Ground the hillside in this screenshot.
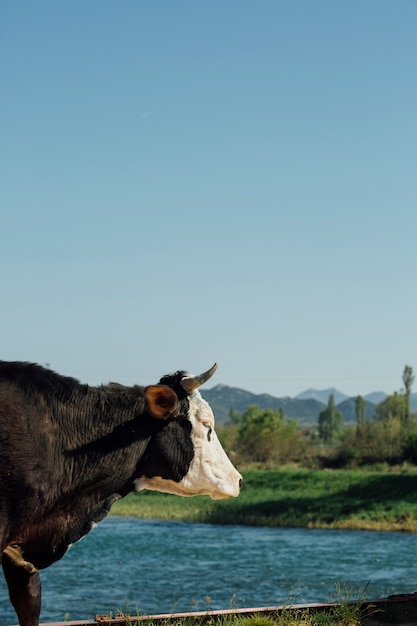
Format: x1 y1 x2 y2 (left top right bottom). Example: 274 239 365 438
336 396 377 423
295 387 349 405
202 385 417 426
202 384 329 426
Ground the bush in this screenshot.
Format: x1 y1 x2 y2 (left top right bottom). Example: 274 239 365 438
236 406 306 465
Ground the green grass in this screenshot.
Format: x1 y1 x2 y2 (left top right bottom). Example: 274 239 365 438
106 583 371 626
120 607 365 626
111 468 417 531
113 610 364 626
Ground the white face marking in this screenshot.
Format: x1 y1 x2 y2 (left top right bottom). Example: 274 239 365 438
135 390 242 500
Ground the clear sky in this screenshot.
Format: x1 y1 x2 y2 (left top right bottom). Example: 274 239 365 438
2 1 416 399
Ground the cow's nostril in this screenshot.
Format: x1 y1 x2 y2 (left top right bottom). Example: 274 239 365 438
239 477 244 490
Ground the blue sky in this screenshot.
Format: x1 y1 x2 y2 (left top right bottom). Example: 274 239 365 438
1 1 416 398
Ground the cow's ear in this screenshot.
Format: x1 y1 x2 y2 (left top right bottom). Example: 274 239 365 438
145 385 178 419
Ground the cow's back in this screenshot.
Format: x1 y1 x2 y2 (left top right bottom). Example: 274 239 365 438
0 363 84 541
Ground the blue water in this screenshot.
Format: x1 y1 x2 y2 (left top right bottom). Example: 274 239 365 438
1 518 417 625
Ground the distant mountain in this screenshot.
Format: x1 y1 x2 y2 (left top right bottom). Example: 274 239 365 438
201 384 416 427
202 384 325 425
295 388 349 405
364 391 387 404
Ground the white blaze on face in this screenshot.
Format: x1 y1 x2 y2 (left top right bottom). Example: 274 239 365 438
135 391 242 500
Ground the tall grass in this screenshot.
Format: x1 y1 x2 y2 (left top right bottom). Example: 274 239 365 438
111 468 417 532
110 583 370 626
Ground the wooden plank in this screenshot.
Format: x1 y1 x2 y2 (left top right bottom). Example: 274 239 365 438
36 593 417 626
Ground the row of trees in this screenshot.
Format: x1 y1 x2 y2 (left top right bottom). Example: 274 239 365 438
318 365 415 442
219 365 416 468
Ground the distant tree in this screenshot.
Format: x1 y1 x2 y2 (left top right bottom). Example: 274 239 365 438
375 392 407 422
403 365 415 422
318 394 344 443
355 395 366 432
237 405 304 464
216 423 239 459
359 417 406 462
229 408 243 425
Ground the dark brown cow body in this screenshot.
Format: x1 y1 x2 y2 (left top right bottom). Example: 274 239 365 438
0 361 242 626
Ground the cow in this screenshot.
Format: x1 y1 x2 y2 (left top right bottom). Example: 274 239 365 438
0 360 242 626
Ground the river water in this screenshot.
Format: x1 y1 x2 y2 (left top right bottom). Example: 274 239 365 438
1 518 417 625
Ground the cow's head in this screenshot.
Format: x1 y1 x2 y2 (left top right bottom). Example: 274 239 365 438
135 364 242 500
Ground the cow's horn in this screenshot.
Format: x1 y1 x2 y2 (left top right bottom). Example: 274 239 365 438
180 363 218 394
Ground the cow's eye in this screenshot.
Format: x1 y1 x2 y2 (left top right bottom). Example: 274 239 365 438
205 424 213 441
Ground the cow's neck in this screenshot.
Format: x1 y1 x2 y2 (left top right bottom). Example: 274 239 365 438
42 388 158 524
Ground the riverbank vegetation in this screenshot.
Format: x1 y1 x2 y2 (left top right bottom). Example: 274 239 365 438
112 468 417 532
114 582 373 625
121 603 366 626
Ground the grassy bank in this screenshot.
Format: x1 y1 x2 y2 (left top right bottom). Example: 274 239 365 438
114 599 370 626
111 468 417 532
